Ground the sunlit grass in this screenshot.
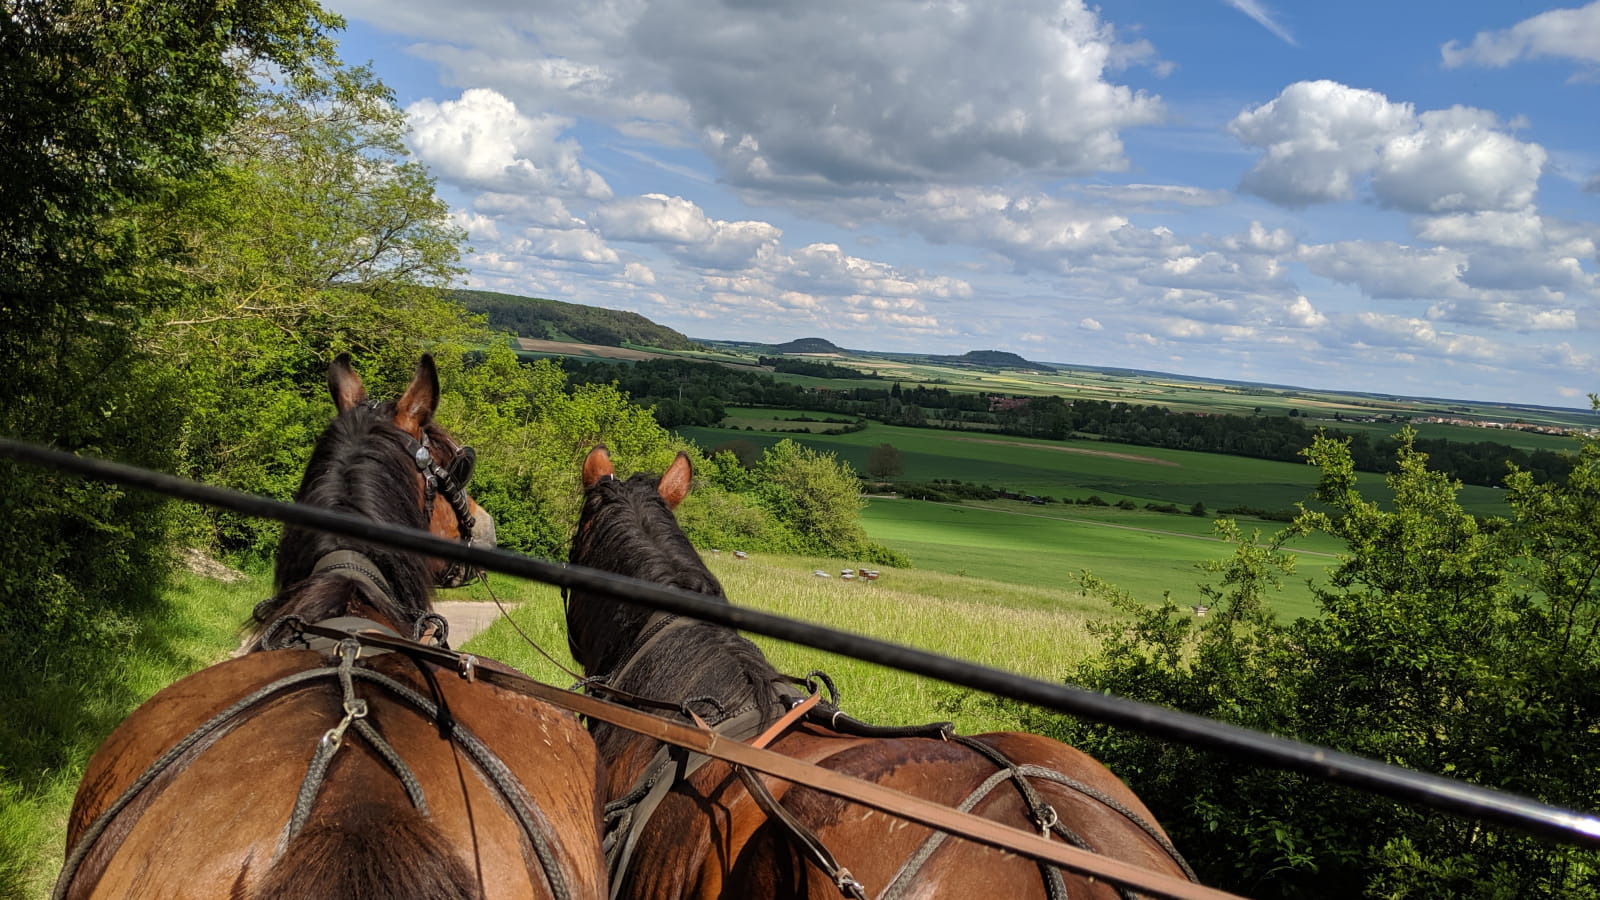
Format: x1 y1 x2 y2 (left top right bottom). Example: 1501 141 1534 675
0 569 261 900
468 549 1114 736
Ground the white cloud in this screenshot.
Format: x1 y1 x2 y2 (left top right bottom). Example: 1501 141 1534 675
1441 2 1600 71
1414 210 1545 249
1229 80 1413 207
1221 221 1298 255
1080 318 1103 331
405 89 611 198
1229 82 1545 215
1371 107 1546 213
592 194 782 270
623 262 657 286
1299 241 1468 300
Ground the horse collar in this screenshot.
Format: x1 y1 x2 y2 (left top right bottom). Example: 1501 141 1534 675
312 550 396 604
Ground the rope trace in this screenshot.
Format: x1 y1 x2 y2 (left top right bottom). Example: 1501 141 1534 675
6 435 1600 849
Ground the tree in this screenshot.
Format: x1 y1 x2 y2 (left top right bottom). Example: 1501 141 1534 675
867 443 905 480
148 59 478 557
1013 427 1600 897
0 0 340 641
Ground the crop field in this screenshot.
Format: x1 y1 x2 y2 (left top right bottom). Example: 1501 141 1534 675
860 498 1334 622
680 418 1515 518
699 341 1598 430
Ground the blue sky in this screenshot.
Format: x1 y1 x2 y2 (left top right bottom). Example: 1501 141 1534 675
324 0 1599 407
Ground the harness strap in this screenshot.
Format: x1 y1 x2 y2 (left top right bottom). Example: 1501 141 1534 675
265 628 1242 900
735 766 869 899
285 640 430 847
56 633 575 900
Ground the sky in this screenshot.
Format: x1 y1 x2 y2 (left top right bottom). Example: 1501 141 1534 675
322 0 1600 408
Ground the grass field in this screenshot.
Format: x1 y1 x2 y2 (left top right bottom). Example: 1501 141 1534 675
860 499 1335 622
680 418 1516 518
466 548 1120 736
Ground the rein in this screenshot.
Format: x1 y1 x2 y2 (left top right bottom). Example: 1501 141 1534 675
313 628 1241 900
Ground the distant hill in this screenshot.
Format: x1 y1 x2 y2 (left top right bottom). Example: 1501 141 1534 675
946 350 1053 371
449 289 697 351
771 337 843 354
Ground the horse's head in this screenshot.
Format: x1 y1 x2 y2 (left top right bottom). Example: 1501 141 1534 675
566 445 721 674
257 354 497 643
327 353 497 588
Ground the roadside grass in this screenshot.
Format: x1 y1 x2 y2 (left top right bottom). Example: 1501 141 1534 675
0 569 263 900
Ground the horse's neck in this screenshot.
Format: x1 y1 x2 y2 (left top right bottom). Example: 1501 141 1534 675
595 620 787 764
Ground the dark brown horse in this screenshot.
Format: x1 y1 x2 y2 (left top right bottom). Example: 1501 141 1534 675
57 355 606 900
567 445 1196 900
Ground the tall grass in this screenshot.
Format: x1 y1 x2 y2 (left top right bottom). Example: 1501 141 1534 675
0 570 262 900
466 550 1114 736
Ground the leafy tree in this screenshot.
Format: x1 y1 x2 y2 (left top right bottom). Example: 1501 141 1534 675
867 442 905 479
149 59 479 557
0 0 340 641
1006 427 1600 898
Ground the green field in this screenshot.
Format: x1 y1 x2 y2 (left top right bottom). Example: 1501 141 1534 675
466 549 1123 736
681 418 1515 518
700 340 1599 432
859 499 1334 622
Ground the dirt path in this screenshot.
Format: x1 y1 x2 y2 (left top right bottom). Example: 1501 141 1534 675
433 600 515 646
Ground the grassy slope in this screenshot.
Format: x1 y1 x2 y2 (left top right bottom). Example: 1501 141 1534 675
1 570 262 900
860 499 1334 622
465 550 1117 736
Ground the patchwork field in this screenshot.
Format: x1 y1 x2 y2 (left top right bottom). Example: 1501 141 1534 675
680 418 1517 517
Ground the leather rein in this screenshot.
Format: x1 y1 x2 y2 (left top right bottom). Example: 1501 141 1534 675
331 627 1235 900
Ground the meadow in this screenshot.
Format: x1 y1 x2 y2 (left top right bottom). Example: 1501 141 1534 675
464 549 1120 736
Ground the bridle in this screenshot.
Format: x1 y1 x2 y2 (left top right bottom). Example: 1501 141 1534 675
388 408 480 588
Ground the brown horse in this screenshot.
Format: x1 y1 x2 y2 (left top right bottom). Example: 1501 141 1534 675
567 445 1197 900
57 355 606 900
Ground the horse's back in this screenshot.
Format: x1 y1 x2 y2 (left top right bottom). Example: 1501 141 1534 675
65 650 606 899
642 726 1184 900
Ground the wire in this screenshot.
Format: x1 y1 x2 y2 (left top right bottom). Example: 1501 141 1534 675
5 435 1599 849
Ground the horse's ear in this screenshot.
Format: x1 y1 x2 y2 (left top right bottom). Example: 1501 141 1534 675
328 353 367 412
657 452 692 509
395 354 440 436
582 444 614 489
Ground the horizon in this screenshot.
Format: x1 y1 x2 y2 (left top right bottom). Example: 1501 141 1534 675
328 0 1598 407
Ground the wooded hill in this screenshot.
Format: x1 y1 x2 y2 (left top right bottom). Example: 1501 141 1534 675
451 289 698 351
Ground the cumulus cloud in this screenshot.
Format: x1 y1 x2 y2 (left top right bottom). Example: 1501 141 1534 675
1229 81 1545 214
634 0 1166 189
405 89 611 198
1441 2 1600 72
1371 108 1546 213
1299 241 1468 300
1229 81 1413 206
592 194 782 270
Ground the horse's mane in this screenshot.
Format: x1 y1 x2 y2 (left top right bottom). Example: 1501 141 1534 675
250 401 437 639
568 473 786 755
